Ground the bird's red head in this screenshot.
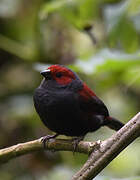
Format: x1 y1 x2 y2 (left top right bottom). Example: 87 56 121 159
41 64 97 100
41 65 76 85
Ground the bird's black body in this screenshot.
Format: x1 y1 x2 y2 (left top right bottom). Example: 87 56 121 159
33 65 124 138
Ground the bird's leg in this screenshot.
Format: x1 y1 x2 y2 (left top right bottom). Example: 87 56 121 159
41 134 59 149
72 136 85 153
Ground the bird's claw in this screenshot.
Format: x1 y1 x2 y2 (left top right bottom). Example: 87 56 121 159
41 134 58 149
72 136 84 154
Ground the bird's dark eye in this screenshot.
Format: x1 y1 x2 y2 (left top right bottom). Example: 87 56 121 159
56 72 62 78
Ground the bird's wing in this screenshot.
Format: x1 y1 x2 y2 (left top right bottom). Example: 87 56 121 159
77 83 109 116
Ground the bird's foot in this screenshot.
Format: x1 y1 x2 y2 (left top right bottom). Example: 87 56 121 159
72 136 84 153
41 134 59 149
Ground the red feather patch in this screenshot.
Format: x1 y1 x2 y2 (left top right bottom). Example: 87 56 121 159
79 83 97 100
55 76 73 85
48 65 75 85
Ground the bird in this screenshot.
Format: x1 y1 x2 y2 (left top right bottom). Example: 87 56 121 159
33 64 124 148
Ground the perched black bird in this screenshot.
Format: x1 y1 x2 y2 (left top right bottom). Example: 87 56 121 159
33 65 124 145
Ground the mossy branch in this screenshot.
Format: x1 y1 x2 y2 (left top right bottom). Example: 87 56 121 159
0 138 97 164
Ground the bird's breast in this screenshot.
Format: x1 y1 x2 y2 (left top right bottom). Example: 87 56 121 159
34 87 83 131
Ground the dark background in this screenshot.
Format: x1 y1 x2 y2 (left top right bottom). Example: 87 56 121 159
0 0 140 179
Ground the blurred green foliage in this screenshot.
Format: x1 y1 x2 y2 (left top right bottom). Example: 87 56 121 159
0 0 140 179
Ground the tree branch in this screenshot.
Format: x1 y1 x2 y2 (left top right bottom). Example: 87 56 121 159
0 138 97 164
0 113 140 180
72 112 140 180
83 25 97 45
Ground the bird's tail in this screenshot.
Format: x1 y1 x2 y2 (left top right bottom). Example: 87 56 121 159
104 116 124 131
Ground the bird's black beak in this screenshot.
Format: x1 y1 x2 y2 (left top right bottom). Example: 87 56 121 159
40 69 51 79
